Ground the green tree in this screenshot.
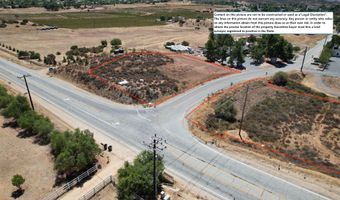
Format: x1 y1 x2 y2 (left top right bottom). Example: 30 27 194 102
247 34 257 43
2 95 31 119
44 54 57 66
101 40 108 47
272 71 288 86
52 129 101 175
229 40 245 67
111 38 122 46
17 111 41 131
319 47 332 66
205 37 216 62
250 45 264 64
0 85 13 109
50 131 69 155
117 150 164 200
33 116 54 139
11 174 25 191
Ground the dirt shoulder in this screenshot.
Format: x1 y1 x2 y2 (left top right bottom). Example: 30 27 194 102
322 75 340 93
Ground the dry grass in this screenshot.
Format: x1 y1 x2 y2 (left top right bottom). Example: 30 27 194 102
283 34 325 50
189 77 340 176
0 117 56 200
0 23 209 61
322 75 340 92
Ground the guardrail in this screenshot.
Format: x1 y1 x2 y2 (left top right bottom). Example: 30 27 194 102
78 175 114 200
43 165 98 200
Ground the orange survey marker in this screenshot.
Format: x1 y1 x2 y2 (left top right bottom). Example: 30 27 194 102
186 78 340 176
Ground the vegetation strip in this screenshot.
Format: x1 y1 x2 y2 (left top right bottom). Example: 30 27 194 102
186 78 340 176
87 52 240 107
0 84 101 182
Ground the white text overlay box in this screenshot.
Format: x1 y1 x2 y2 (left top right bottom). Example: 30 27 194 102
214 12 333 34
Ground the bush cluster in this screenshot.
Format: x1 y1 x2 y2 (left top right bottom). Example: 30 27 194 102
50 129 101 175
0 85 100 176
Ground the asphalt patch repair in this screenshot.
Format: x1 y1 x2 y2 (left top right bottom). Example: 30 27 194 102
87 52 239 106
186 78 340 177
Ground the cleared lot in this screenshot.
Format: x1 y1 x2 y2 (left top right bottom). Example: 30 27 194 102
0 116 55 200
0 23 209 60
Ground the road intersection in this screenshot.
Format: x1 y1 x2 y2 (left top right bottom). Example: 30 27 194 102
0 36 336 200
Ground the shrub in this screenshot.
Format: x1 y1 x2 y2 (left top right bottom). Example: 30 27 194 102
272 71 288 86
214 97 237 123
17 111 41 131
160 16 166 21
12 174 25 190
165 41 175 46
33 116 54 139
2 95 31 119
44 54 57 65
110 38 122 46
0 86 12 109
182 41 189 46
293 46 301 52
29 51 40 60
17 50 29 59
101 40 107 47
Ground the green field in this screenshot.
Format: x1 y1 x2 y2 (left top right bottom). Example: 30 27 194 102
0 8 212 29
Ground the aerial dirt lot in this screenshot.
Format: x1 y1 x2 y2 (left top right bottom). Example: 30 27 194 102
187 74 340 199
0 116 55 200
0 23 209 59
283 35 325 51
56 53 233 104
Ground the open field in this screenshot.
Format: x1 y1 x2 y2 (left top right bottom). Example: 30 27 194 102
0 23 210 60
188 75 340 178
0 4 213 29
57 52 234 104
0 116 55 200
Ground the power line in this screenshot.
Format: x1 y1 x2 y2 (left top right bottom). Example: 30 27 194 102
238 85 249 141
143 134 166 200
17 74 35 111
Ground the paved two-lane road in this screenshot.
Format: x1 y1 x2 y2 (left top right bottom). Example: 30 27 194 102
0 37 336 200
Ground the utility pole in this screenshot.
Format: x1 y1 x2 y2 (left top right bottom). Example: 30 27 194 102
17 74 34 111
238 85 249 141
143 134 166 200
300 47 307 76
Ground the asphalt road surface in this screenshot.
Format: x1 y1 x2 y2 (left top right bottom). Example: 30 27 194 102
0 37 334 200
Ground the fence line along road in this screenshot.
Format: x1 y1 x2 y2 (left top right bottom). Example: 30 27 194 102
43 165 98 200
79 175 114 200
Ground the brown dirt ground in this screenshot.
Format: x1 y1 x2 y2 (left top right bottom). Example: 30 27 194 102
322 75 340 92
160 54 231 89
284 35 325 50
0 116 56 200
0 2 231 15
0 23 209 62
187 80 340 200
